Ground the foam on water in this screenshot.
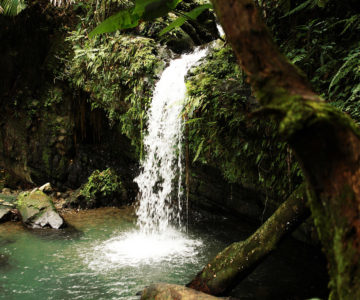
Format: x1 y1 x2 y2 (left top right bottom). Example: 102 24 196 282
86 228 203 270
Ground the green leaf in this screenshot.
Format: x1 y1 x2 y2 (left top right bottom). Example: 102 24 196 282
89 0 183 38
185 117 203 125
89 10 139 38
159 4 212 36
329 51 360 93
135 0 183 21
281 0 312 18
193 139 205 163
0 0 26 16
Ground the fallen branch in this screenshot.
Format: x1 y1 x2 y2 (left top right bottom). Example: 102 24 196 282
187 184 308 295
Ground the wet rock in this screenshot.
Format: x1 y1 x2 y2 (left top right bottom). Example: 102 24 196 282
0 194 16 222
16 191 64 229
140 283 236 300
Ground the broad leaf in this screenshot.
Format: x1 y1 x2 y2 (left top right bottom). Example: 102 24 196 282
135 0 183 21
0 0 26 16
159 4 212 36
89 0 183 38
89 10 139 38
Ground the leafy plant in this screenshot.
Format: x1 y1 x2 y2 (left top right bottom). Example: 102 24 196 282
89 0 184 38
0 0 26 16
185 42 302 200
78 168 126 207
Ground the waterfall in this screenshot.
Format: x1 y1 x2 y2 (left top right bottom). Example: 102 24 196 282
134 48 208 233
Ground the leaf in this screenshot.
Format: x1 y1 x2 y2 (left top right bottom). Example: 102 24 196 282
89 0 183 38
193 139 205 163
159 15 187 36
89 10 139 38
281 0 312 18
329 51 360 93
135 0 182 21
0 0 26 16
185 117 203 125
159 4 212 36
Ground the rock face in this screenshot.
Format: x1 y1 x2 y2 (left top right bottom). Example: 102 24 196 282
140 284 236 300
16 191 64 229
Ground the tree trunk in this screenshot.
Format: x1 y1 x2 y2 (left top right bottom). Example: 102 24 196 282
187 184 309 295
205 1 360 299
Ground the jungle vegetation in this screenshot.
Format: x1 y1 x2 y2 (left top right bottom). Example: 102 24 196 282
1 0 360 299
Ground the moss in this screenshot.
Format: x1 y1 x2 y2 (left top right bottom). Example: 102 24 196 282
74 168 126 208
16 191 53 210
185 42 302 202
255 81 360 140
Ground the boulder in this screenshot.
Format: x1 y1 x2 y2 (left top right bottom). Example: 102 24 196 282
140 283 236 300
0 194 16 222
0 205 12 222
16 191 64 229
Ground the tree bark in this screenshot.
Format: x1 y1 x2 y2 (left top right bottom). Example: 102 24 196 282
187 184 309 295
204 1 360 299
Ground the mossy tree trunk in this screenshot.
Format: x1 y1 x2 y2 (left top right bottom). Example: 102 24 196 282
190 1 360 299
188 184 309 294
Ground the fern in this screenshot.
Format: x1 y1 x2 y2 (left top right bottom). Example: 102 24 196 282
340 14 360 36
329 51 360 94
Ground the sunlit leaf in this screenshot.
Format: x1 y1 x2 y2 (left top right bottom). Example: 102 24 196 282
89 10 139 38
159 4 212 36
89 0 183 38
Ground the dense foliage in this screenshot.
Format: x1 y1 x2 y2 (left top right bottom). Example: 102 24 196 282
185 42 302 201
263 0 360 120
76 168 126 207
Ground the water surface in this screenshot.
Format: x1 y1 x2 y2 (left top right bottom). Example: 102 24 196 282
0 207 225 300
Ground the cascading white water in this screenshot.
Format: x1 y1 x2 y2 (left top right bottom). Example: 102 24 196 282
135 48 208 233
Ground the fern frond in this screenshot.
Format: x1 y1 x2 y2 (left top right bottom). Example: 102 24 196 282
329 51 360 94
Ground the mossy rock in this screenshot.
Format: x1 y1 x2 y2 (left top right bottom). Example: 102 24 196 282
16 191 64 229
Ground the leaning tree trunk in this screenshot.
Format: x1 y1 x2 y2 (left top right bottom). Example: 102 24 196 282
193 1 360 299
187 184 309 295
